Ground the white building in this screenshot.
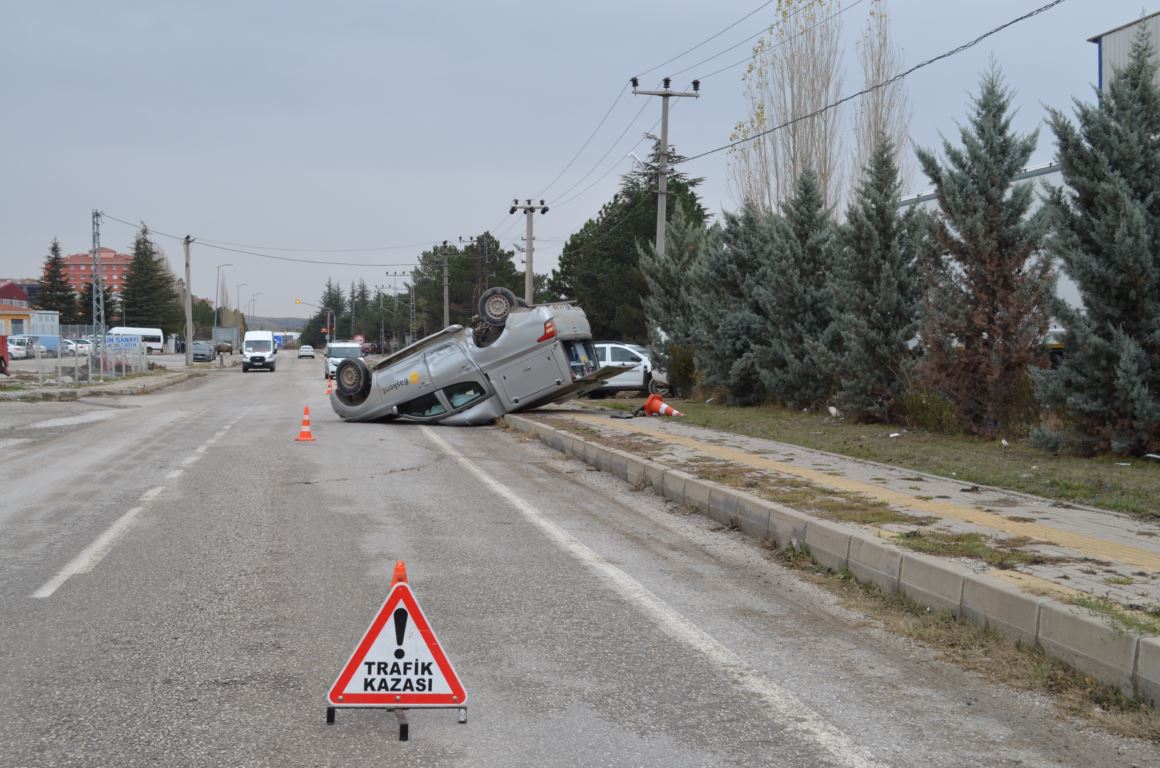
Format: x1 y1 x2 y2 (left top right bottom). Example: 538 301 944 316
1089 10 1160 93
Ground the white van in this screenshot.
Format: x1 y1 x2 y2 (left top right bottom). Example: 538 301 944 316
107 326 164 354
242 330 277 373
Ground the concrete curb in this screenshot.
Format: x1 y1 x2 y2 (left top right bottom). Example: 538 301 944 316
506 413 1160 704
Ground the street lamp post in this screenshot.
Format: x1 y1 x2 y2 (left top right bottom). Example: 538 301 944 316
295 298 336 346
249 293 263 326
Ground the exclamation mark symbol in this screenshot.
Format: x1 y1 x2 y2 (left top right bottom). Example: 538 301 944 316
393 608 407 659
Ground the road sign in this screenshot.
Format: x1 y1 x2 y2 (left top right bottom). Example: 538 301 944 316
353 334 365 344
328 581 467 708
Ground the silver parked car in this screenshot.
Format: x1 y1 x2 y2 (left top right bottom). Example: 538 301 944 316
330 289 617 426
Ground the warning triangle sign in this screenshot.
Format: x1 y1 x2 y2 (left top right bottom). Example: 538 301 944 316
328 581 467 708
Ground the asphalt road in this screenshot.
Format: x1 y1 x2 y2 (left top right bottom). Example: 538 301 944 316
0 355 1155 767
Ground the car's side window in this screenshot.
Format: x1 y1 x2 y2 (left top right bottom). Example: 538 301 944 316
610 346 639 363
443 381 486 409
397 392 446 418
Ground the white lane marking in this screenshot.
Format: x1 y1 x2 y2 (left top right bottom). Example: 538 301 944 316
25 411 118 429
166 470 184 480
182 454 201 466
195 445 208 454
139 486 164 503
422 427 887 768
32 507 144 599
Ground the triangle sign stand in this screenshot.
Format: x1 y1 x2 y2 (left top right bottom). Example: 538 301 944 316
326 561 468 741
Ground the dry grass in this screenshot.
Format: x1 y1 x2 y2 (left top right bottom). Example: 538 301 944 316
893 530 1064 569
591 399 1160 520
766 547 1160 743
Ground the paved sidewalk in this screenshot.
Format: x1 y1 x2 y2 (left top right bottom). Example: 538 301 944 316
523 405 1160 613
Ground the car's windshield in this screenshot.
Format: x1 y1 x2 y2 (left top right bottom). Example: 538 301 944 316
328 347 361 359
245 340 272 352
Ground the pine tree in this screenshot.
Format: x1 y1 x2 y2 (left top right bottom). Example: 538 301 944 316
300 279 348 347
688 202 771 405
34 239 80 323
915 65 1053 436
831 137 923 421
121 227 181 333
751 169 839 409
1036 29 1160 455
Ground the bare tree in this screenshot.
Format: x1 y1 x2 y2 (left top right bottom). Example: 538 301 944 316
728 0 845 211
852 0 910 189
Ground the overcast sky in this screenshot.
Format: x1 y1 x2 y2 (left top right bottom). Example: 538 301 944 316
0 0 1143 320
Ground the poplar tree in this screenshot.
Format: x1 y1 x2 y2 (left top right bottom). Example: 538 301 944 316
915 65 1053 436
1036 30 1160 454
121 226 181 332
831 137 923 421
35 238 80 323
752 169 838 409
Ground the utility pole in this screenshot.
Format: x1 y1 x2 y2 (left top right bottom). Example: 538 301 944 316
90 210 106 379
440 240 450 328
632 76 700 261
509 199 548 305
183 235 194 366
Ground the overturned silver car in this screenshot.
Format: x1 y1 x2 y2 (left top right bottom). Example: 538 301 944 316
329 289 617 425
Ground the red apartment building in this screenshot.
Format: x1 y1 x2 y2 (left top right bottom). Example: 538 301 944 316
62 248 133 295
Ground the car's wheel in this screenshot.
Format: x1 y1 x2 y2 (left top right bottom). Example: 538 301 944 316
478 286 518 327
269 364 276 372
335 358 372 405
242 365 250 373
647 377 671 397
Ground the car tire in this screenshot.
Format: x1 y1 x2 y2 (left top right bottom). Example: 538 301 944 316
478 286 518 327
647 377 671 397
269 364 276 372
335 358 372 405
242 364 250 373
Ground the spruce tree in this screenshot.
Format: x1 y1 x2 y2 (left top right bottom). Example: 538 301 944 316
1036 29 1160 455
638 200 707 395
751 169 838 409
121 227 181 333
34 239 80 324
831 137 923 422
915 65 1053 436
688 202 772 405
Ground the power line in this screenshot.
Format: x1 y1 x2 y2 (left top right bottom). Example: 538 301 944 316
634 0 782 79
534 82 630 200
679 0 866 82
678 0 1070 164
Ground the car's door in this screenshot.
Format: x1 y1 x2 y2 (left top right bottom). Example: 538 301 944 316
607 343 646 388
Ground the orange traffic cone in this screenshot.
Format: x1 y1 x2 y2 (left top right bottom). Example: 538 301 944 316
642 393 683 417
390 560 408 586
325 377 333 396
295 405 316 442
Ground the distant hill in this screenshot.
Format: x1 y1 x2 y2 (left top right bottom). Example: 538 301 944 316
247 316 307 331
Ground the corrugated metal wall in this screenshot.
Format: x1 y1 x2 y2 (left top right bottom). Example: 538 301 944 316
1098 15 1160 91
